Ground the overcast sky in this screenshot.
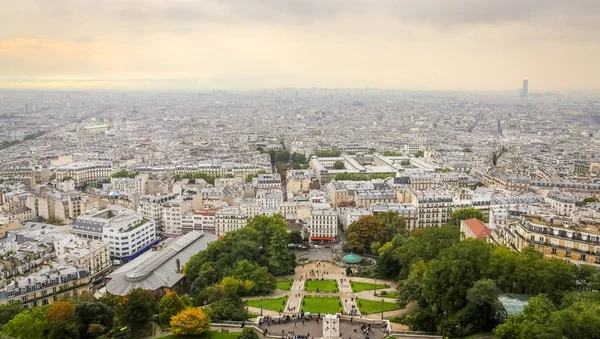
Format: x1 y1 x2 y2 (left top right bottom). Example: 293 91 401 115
1 0 600 91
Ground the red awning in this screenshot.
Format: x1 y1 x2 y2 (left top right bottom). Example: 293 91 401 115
310 236 336 241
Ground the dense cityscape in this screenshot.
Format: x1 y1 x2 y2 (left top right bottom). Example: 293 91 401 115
0 87 599 339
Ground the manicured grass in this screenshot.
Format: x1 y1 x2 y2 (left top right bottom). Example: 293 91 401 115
356 298 401 314
161 331 240 339
304 279 338 292
276 279 293 290
301 296 343 314
246 297 288 313
350 281 387 292
378 291 399 299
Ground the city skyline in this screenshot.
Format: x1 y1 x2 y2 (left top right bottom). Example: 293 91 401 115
1 0 600 91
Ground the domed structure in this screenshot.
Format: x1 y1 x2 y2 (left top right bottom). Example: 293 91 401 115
342 253 362 264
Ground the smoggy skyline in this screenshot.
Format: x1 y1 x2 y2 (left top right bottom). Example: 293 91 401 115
1 0 600 91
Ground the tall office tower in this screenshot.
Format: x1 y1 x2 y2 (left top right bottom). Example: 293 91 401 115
522 79 529 98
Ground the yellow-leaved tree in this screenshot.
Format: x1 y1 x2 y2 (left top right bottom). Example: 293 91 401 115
170 307 210 336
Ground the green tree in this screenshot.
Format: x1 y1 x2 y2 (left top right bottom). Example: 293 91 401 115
45 216 66 226
120 288 157 331
207 296 248 321
448 207 485 227
288 230 303 244
376 237 405 279
0 304 22 327
48 321 79 339
494 295 560 339
415 150 424 157
420 240 492 334
376 211 408 239
274 150 291 163
394 226 460 279
75 302 114 338
397 259 428 308
582 197 600 204
346 216 388 254
159 291 188 326
239 328 260 339
400 160 410 166
440 168 451 173
3 307 47 339
249 267 277 294
462 279 504 334
332 160 344 169
268 228 295 275
552 301 600 339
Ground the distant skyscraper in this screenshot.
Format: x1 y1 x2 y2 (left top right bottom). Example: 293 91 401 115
522 79 529 98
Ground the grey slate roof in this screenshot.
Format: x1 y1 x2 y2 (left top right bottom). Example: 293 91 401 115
105 231 217 296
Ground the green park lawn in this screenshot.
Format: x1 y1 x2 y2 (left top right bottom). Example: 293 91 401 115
356 298 401 314
246 297 288 313
276 279 293 290
304 279 338 292
350 281 387 292
301 296 343 314
378 290 399 299
161 331 240 339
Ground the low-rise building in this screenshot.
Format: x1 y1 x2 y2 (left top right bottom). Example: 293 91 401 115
105 231 217 296
460 218 492 240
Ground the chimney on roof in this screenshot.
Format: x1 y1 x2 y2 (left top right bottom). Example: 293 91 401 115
175 258 181 273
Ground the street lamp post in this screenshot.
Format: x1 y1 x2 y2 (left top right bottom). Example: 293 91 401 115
260 295 264 316
381 299 384 320
374 278 377 296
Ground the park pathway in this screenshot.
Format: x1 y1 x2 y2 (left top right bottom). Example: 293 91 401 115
286 292 303 313
291 278 305 291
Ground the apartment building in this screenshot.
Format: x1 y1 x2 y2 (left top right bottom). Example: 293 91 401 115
339 208 372 229
256 174 282 190
8 222 112 280
492 217 600 266
412 190 454 228
163 196 194 237
71 206 157 262
286 170 311 196
111 173 149 195
215 207 248 236
307 206 338 242
280 201 311 222
0 266 91 308
181 210 216 234
54 162 112 185
371 203 419 231
256 189 284 209
138 193 179 231
545 192 578 216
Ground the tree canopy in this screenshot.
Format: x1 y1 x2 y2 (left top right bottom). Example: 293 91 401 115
448 207 485 227
345 215 388 254
170 308 210 336
332 160 345 169
185 214 294 302
396 236 600 338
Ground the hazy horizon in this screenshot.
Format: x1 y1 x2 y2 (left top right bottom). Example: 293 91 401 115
2 0 600 91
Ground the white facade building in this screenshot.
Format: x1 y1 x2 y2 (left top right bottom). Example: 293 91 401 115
308 205 338 241
71 206 158 262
